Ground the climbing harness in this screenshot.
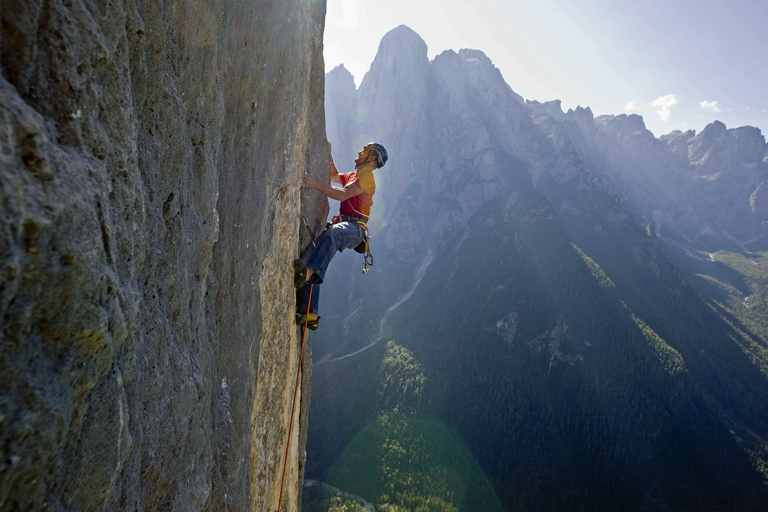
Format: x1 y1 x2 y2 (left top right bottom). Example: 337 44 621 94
330 215 374 275
277 284 314 512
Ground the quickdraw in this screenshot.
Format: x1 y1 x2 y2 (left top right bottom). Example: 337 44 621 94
362 248 373 274
353 221 373 274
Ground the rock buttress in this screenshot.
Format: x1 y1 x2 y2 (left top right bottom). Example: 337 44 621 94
0 1 327 511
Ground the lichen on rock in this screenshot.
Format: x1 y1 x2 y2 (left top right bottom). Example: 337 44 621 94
0 1 328 510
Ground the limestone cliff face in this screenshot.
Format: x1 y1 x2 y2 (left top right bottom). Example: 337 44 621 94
0 1 327 511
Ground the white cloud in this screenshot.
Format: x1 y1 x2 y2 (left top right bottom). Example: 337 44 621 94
699 100 721 112
651 94 678 121
624 100 640 112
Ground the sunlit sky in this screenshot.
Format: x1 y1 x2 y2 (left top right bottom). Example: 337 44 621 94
324 0 768 138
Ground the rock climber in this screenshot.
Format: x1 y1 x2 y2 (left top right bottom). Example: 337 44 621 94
294 141 388 330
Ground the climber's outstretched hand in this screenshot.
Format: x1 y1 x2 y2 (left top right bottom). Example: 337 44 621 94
302 173 321 189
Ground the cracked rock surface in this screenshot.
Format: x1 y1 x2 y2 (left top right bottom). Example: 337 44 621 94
1 1 327 510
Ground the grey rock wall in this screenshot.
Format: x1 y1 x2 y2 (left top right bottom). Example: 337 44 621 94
0 1 327 511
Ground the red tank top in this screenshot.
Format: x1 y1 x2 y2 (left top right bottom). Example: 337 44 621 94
339 171 375 220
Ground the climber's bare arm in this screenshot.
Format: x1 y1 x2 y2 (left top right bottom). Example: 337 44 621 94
329 143 341 183
330 156 341 184
302 174 364 201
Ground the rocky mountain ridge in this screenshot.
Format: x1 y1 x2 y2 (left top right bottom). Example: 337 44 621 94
328 25 766 261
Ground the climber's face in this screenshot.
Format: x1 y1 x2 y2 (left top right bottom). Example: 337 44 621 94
354 147 377 168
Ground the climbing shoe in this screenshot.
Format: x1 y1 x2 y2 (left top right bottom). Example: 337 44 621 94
296 312 320 331
293 259 307 288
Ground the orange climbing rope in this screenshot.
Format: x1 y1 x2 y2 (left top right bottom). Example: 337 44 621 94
276 284 313 512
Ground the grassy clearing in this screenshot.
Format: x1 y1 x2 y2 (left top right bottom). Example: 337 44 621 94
326 413 503 512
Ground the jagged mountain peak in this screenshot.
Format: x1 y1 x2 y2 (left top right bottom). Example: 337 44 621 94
375 24 428 60
359 24 429 95
457 48 493 65
660 129 696 140
526 99 565 117
691 120 767 166
566 105 594 125
567 105 593 116
327 63 353 80
450 48 524 104
594 113 654 138
660 129 696 160
381 24 426 46
431 48 462 67
326 64 356 94
698 119 728 139
525 102 594 127
729 125 766 163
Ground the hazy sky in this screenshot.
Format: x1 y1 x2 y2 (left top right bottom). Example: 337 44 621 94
324 0 768 137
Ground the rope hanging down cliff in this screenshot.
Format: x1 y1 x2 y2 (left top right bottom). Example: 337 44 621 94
277 284 314 512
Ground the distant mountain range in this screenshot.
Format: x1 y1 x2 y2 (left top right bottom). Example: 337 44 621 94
306 25 768 512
